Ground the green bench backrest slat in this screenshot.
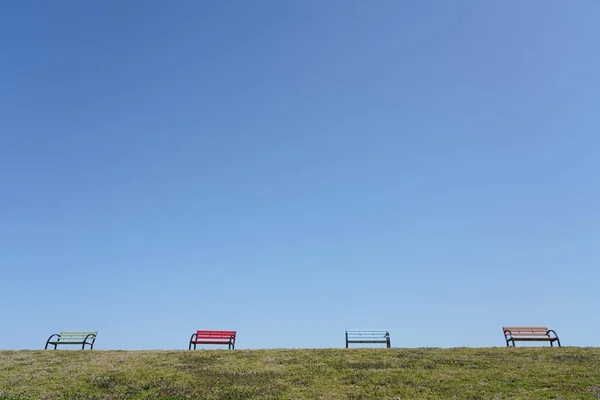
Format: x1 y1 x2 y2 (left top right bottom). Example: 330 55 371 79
57 331 97 340
59 331 97 335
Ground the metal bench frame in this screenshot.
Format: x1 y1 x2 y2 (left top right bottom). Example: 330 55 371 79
345 329 391 348
45 331 98 350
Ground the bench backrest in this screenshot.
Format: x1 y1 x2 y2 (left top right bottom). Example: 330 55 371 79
502 326 550 337
195 330 236 340
346 330 389 339
58 331 97 340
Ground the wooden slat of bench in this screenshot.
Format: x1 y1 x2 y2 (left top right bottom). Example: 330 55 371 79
49 340 94 345
58 335 94 339
51 335 96 343
503 326 548 329
508 333 551 337
194 336 234 340
347 334 389 337
193 337 234 340
195 331 235 339
503 327 548 332
192 341 232 345
58 331 97 337
347 334 388 337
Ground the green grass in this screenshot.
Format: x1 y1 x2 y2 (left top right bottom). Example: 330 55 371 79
1 348 599 399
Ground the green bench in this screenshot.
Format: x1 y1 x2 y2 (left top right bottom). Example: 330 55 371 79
45 331 98 350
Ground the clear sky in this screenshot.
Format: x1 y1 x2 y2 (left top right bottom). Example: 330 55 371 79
1 1 599 350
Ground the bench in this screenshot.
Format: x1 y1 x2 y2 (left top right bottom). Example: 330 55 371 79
502 326 561 347
189 330 236 350
345 330 391 348
45 331 98 350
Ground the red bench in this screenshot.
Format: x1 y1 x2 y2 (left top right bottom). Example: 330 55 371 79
189 330 237 350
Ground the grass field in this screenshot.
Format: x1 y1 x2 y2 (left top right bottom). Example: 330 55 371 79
1 347 599 399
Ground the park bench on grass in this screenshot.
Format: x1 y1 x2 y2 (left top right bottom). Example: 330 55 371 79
45 331 98 350
189 330 236 350
502 326 561 347
345 330 391 348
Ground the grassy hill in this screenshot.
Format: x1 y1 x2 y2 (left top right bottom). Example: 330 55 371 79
1 347 599 399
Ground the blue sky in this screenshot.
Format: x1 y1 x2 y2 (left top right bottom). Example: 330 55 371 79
1 1 599 350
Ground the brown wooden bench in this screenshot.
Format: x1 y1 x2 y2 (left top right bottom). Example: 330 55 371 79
502 326 561 347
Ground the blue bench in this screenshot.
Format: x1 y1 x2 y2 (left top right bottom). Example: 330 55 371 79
345 329 391 348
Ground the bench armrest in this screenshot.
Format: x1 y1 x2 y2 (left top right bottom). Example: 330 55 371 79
546 330 559 339
84 333 97 342
189 333 197 350
84 333 97 349
45 334 59 350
